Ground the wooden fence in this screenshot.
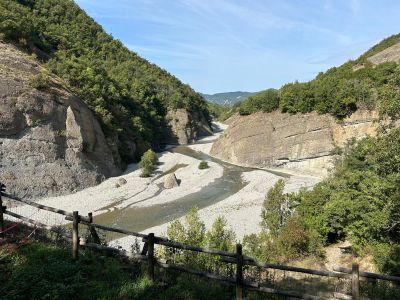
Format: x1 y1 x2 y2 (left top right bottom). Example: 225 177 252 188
1 184 399 300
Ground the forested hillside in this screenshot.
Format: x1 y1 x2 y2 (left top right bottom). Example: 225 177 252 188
231 35 400 119
0 0 211 165
201 91 255 105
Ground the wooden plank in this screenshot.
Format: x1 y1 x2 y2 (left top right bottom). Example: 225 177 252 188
236 244 243 300
244 281 328 300
156 261 236 286
147 233 155 282
78 219 147 238
244 258 350 279
141 242 149 255
151 237 237 258
81 243 147 261
352 263 360 300
72 211 79 260
89 226 102 244
221 256 350 279
334 266 400 282
3 210 72 239
2 193 90 222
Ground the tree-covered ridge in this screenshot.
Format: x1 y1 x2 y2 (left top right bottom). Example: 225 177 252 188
357 33 400 63
201 91 255 105
0 0 210 164
230 35 400 119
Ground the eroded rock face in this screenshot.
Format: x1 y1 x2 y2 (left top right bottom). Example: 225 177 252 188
367 42 400 65
0 42 120 198
210 110 380 176
165 108 213 145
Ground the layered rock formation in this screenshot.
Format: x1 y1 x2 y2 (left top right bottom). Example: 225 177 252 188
210 110 380 176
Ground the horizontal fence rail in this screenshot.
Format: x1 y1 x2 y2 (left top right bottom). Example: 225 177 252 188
2 192 90 222
1 184 400 300
334 266 400 282
3 210 72 240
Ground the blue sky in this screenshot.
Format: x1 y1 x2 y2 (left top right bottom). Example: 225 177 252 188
76 0 400 94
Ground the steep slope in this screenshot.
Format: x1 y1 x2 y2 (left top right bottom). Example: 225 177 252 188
0 42 120 198
0 0 211 168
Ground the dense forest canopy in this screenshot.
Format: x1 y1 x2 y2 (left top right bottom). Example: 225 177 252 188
217 34 400 120
0 0 210 164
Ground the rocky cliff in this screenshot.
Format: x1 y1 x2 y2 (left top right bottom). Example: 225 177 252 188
0 42 211 198
165 109 213 145
210 110 379 176
0 42 122 198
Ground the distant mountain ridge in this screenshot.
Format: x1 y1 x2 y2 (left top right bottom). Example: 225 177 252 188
201 91 256 105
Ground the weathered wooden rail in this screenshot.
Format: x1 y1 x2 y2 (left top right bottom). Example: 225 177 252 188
1 184 399 300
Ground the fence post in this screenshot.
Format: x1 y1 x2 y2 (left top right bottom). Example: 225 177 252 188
0 183 5 238
72 211 79 260
87 212 101 244
147 233 155 282
352 263 360 300
236 243 243 300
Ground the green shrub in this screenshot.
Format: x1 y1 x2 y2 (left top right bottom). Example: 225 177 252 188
29 71 50 90
198 161 209 169
139 149 158 177
261 179 290 237
161 208 235 273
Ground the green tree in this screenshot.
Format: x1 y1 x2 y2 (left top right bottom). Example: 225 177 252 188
261 179 289 237
206 216 235 251
139 149 158 177
163 209 235 274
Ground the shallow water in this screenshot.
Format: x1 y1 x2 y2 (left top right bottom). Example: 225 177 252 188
93 144 259 232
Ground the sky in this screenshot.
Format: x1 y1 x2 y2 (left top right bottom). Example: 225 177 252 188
75 0 400 94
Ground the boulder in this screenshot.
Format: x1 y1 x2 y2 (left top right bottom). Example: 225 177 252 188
118 178 127 186
164 173 179 189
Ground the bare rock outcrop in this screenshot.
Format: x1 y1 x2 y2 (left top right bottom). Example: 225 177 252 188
165 108 213 145
0 42 120 198
367 42 400 65
210 110 380 176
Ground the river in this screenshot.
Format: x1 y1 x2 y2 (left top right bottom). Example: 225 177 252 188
93 144 285 233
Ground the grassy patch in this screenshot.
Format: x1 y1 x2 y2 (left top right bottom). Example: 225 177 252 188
0 240 239 299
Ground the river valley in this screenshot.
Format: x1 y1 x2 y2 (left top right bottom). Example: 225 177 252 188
5 123 321 244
